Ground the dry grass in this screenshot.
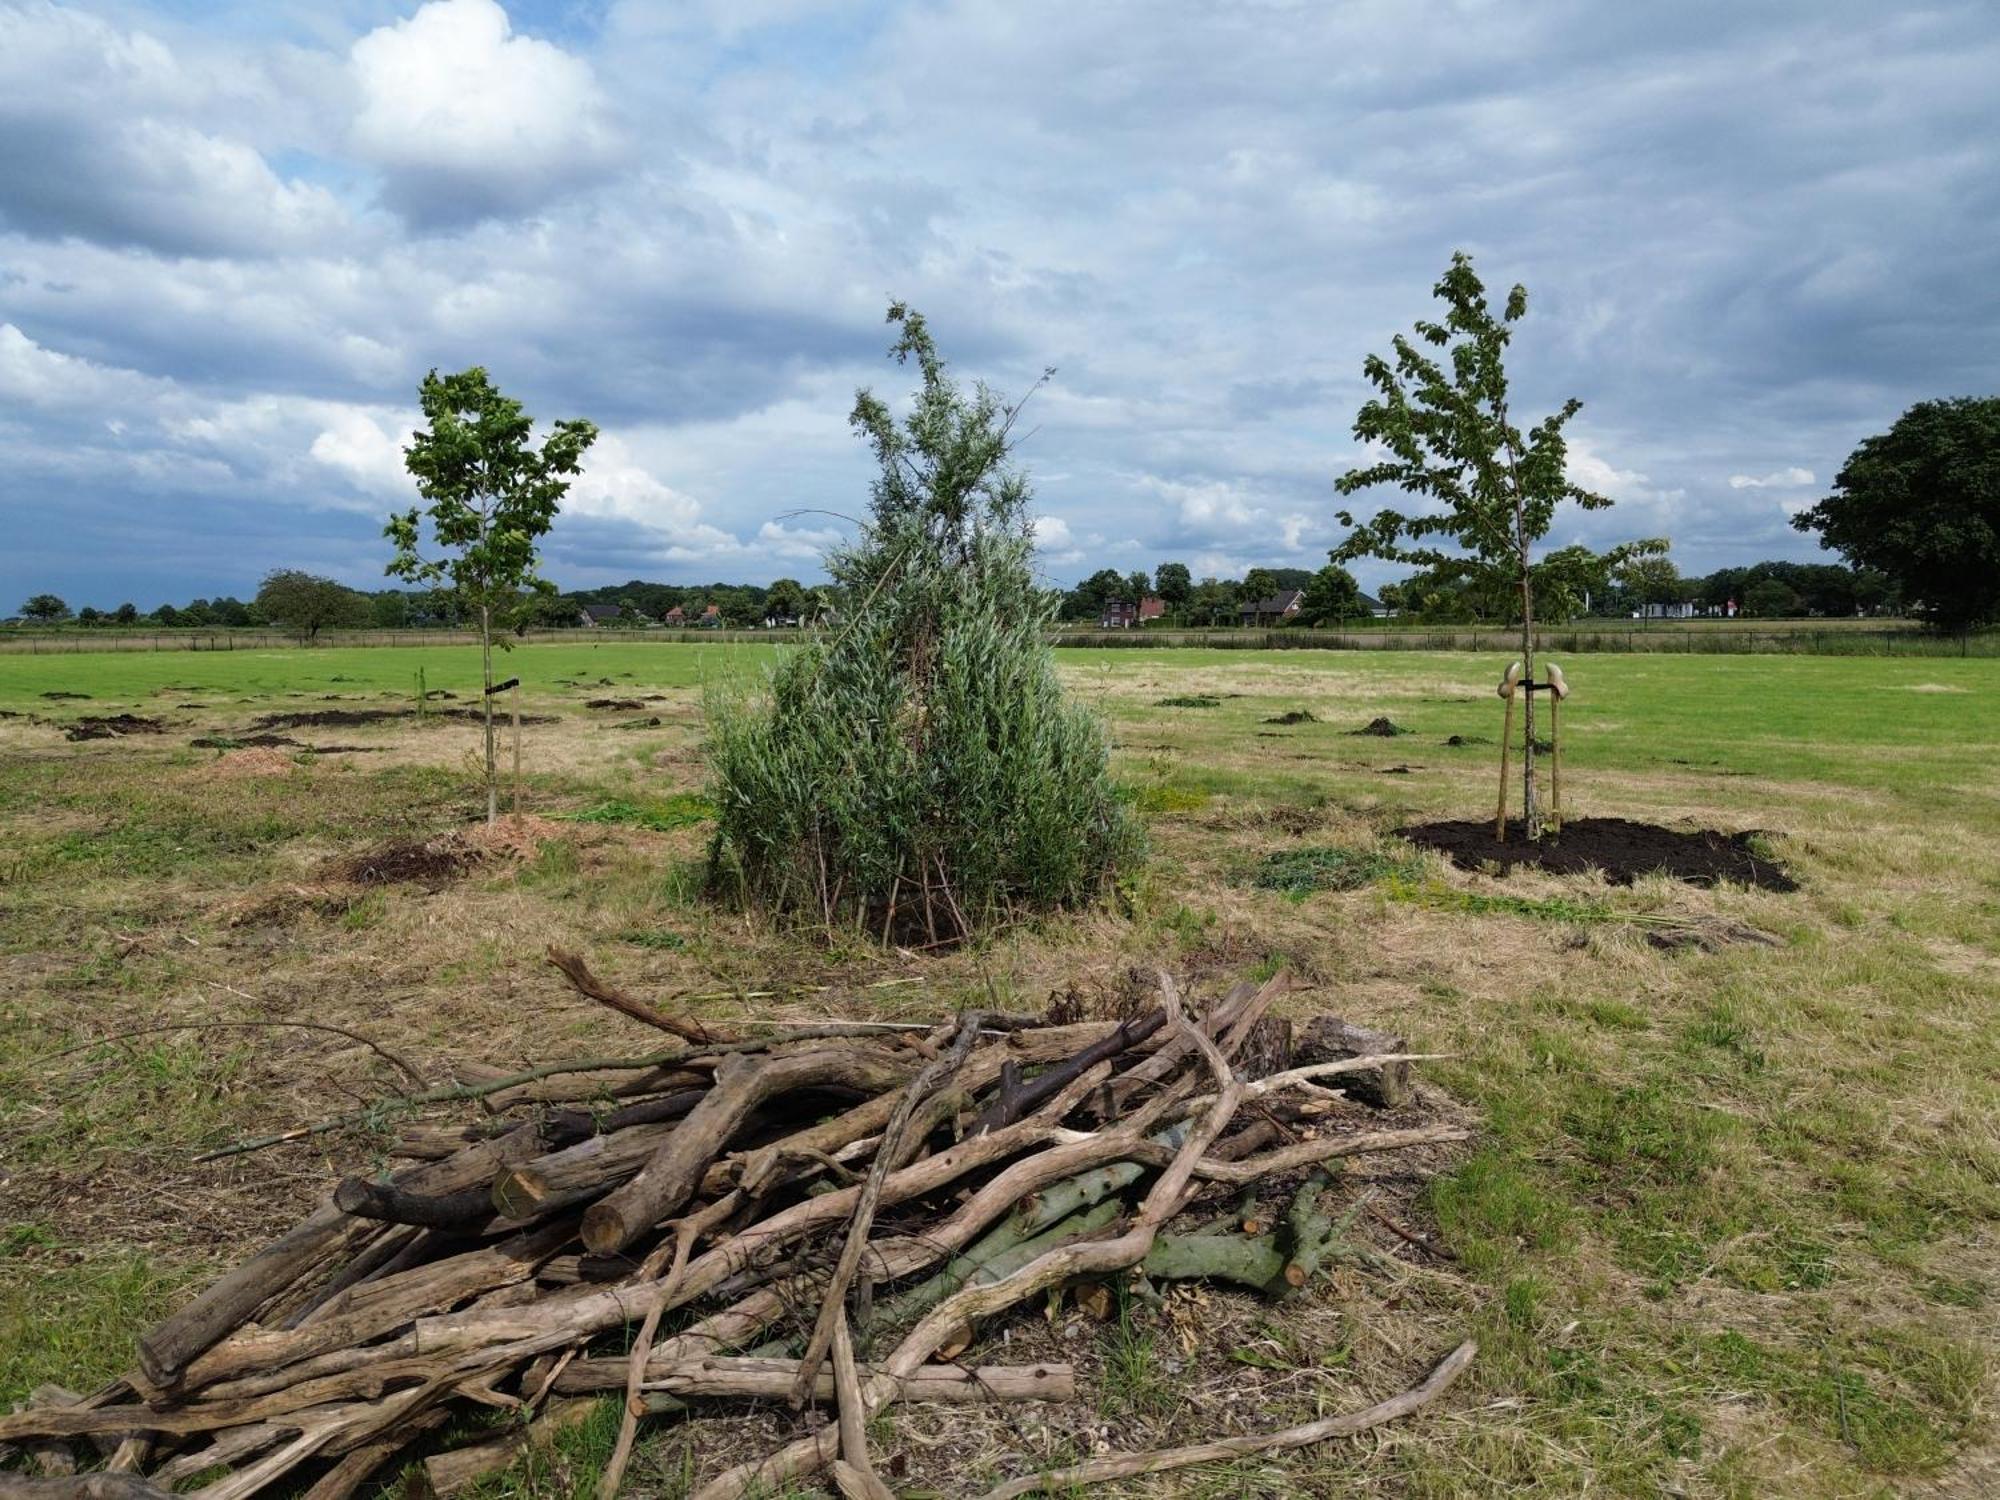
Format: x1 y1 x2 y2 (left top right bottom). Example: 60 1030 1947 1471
1 647 1996 1497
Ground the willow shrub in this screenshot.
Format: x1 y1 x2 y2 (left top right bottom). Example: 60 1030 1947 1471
706 305 1139 943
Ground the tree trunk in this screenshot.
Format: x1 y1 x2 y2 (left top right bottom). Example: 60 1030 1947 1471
478 604 496 825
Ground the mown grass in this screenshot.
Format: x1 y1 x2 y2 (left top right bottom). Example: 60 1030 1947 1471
0 644 1995 1495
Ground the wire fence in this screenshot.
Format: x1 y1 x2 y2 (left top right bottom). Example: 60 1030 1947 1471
1 623 1991 658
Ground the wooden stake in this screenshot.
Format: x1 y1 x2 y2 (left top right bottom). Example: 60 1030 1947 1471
1549 691 1561 833
1496 689 1514 842
510 683 522 817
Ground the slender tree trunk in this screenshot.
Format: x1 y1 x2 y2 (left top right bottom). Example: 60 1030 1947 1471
479 604 497 826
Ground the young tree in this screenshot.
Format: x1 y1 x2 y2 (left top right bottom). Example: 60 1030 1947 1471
1332 252 1661 839
707 303 1137 942
387 367 598 823
1791 397 2000 630
1298 561 1363 625
255 570 369 641
20 594 69 622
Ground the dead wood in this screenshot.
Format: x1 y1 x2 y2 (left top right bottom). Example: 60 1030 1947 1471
545 947 732 1045
973 1339 1477 1497
581 1046 915 1254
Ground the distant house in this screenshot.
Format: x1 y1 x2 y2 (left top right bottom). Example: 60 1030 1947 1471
662 605 687 626
578 603 623 628
1635 601 1697 620
1239 589 1304 626
1357 592 1393 619
1099 595 1166 629
698 604 724 628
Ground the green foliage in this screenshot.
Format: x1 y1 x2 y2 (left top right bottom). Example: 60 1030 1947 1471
387 368 599 636
706 304 1139 942
1154 561 1192 608
254 569 370 641
1297 562 1363 624
19 593 69 622
1793 396 2000 629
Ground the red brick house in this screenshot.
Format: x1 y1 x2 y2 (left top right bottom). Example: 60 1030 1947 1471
1099 595 1166 628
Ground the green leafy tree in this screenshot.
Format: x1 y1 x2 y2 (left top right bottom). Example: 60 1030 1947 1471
77 605 102 625
20 593 69 622
113 602 138 625
1126 569 1152 602
256 570 369 641
1791 397 2000 629
1298 561 1363 625
707 303 1137 941
388 368 597 822
1742 578 1802 617
1190 576 1237 626
1241 567 1280 603
764 578 808 623
371 591 411 629
1617 554 1683 610
1154 561 1192 613
154 603 180 626
1332 251 1662 838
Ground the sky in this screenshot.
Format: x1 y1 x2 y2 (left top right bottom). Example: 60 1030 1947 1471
2 0 1996 608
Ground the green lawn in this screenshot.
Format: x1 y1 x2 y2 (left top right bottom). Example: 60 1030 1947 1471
1 643 1995 1496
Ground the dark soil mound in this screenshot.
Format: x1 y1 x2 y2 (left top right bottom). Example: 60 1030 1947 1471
332 837 483 886
1264 710 1318 725
1443 734 1488 747
586 697 646 710
66 714 165 741
1352 717 1408 737
192 733 305 749
1155 695 1222 708
41 690 90 701
1398 816 1796 891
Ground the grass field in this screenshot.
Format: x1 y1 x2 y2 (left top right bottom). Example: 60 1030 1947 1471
2 643 1995 1496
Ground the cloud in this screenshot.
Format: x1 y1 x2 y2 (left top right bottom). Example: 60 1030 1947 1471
5 0 1999 608
1728 466 1817 489
348 0 624 226
0 4 346 256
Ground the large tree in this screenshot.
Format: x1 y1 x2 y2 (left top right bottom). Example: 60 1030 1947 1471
20 594 69 622
388 368 598 823
1154 561 1193 612
707 304 1137 942
256 570 369 641
1298 561 1363 625
1791 397 2000 630
1332 251 1661 838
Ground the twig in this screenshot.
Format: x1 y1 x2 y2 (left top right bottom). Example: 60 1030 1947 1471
974 1339 1477 1497
545 948 731 1045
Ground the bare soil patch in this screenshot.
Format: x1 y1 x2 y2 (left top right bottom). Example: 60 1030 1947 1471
585 697 647 709
328 835 485 887
1398 815 1798 890
1352 716 1409 736
65 713 167 740
1264 709 1319 725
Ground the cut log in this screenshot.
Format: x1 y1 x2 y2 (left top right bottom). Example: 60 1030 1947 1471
1294 1017 1411 1108
581 1047 916 1254
489 1121 681 1220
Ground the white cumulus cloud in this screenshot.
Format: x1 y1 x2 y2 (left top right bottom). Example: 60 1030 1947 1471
349 0 623 226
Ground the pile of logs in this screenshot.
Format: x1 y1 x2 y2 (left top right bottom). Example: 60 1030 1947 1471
0 959 1474 1499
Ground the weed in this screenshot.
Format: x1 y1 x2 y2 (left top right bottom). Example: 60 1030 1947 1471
565 794 715 832
1251 844 1424 897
